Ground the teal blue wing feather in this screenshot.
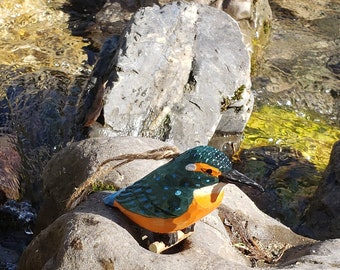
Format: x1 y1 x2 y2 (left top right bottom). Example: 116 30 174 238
104 168 194 218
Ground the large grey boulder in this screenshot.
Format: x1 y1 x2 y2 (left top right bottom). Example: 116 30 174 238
19 192 251 270
23 187 339 269
88 2 253 150
23 136 340 270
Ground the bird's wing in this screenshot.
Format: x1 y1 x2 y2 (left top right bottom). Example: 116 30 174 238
107 173 194 219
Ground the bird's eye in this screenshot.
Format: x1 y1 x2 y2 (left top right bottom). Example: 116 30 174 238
193 163 221 177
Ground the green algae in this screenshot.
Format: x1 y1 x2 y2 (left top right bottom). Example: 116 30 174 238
241 105 340 171
233 84 246 101
220 84 246 112
92 182 116 192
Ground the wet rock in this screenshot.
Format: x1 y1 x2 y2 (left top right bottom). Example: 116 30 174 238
0 200 36 234
301 140 340 240
0 68 90 204
81 0 139 48
233 146 321 230
87 2 253 151
0 134 21 202
0 200 36 269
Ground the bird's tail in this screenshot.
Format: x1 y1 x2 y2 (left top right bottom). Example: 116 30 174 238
103 191 120 207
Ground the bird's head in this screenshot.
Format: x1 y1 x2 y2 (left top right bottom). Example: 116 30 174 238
173 145 264 191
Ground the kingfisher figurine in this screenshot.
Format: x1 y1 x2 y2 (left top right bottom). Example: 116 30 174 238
104 145 263 252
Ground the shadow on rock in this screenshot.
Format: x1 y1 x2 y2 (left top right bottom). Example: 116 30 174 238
233 145 321 231
299 140 340 240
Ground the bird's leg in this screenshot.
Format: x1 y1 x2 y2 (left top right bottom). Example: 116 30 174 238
156 224 195 246
182 223 195 234
148 228 195 253
158 232 178 246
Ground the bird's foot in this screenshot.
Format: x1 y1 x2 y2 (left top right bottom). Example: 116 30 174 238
158 232 178 246
182 223 195 234
156 224 195 246
143 226 195 253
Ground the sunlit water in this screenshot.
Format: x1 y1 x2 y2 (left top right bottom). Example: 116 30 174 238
1 0 338 174
0 1 89 268
0 0 88 80
0 0 339 267
242 105 340 172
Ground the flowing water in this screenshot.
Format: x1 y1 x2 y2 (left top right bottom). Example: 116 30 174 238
0 0 339 268
0 0 88 75
238 0 339 230
242 105 340 172
0 1 90 268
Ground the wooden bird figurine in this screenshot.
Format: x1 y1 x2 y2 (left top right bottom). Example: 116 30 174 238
104 145 263 251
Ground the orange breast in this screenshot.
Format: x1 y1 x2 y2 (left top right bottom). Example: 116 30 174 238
114 183 225 233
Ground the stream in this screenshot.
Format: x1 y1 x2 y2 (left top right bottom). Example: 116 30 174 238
0 0 339 268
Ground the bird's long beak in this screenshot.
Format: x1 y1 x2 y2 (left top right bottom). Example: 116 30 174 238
219 170 264 192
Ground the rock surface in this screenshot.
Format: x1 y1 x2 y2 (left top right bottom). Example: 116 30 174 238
87 2 253 150
0 134 21 202
278 239 340 269
301 140 340 240
20 192 251 270
35 137 175 232
19 137 323 270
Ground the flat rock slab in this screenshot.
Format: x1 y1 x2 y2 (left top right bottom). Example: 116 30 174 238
96 2 253 150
